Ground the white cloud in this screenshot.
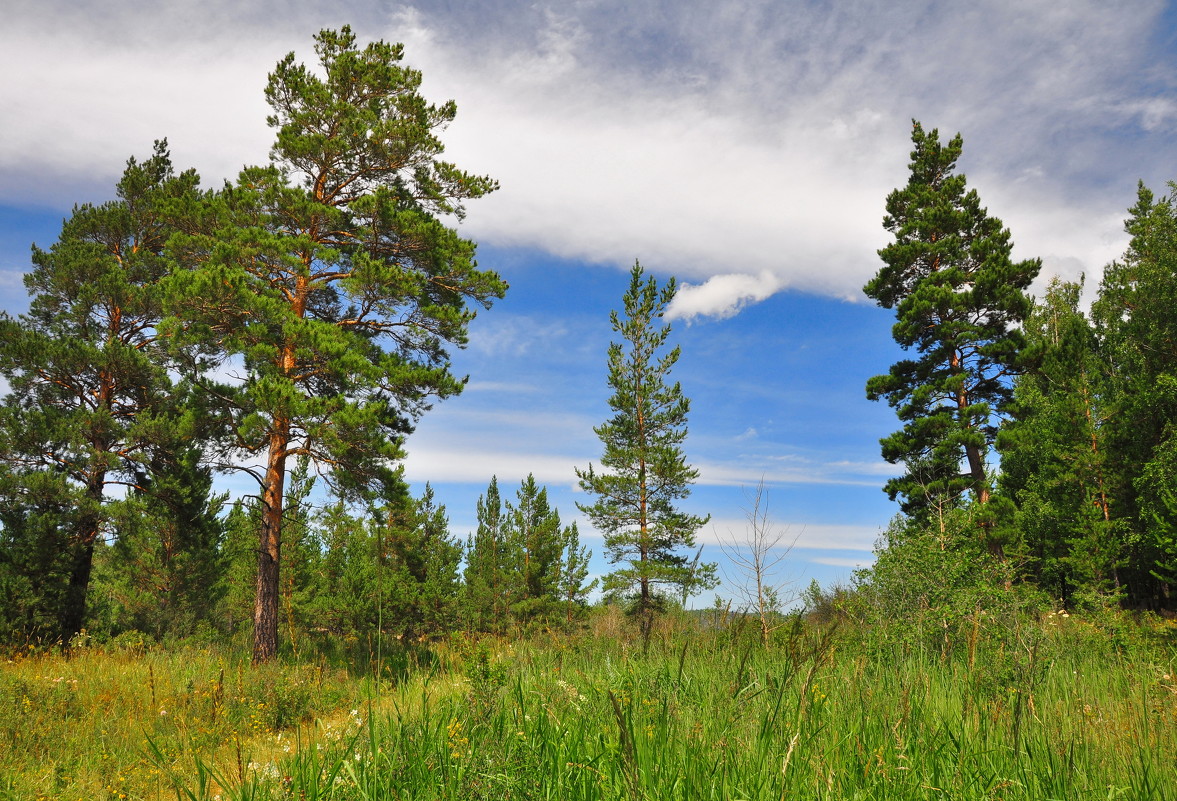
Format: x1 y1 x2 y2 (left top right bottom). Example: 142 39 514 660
0 4 280 206
971 176 1130 300
667 272 787 321
1 0 1171 307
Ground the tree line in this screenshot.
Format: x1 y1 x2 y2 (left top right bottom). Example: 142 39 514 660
94 464 598 648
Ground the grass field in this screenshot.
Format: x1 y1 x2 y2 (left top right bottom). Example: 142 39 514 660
2 609 1174 800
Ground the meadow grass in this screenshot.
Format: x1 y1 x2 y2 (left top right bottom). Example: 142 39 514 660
0 635 369 800
2 611 1174 800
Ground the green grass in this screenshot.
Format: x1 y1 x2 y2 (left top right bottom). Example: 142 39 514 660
2 612 1174 800
325 622 1173 801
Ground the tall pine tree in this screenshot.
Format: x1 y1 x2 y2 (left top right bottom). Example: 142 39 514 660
865 121 1040 550
576 262 716 623
163 28 506 661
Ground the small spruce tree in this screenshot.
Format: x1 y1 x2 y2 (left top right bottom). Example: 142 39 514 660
505 474 566 624
463 476 509 632
558 522 597 624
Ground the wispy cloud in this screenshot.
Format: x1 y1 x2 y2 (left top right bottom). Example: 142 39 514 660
402 424 896 491
702 517 881 551
401 404 601 488
692 451 900 488
695 459 883 488
810 555 874 569
463 380 541 393
824 460 903 477
464 314 574 358
402 446 584 489
0 269 26 290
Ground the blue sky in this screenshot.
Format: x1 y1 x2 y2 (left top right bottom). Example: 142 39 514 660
3 0 1177 606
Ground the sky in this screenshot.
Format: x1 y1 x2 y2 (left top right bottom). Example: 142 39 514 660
3 0 1177 607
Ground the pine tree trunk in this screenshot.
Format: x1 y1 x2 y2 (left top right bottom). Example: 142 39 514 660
62 472 105 643
63 366 117 642
638 448 650 615
953 350 990 507
61 541 95 643
253 424 289 663
253 273 306 663
964 443 989 504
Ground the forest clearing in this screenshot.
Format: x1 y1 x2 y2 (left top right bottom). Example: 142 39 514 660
2 606 1174 800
